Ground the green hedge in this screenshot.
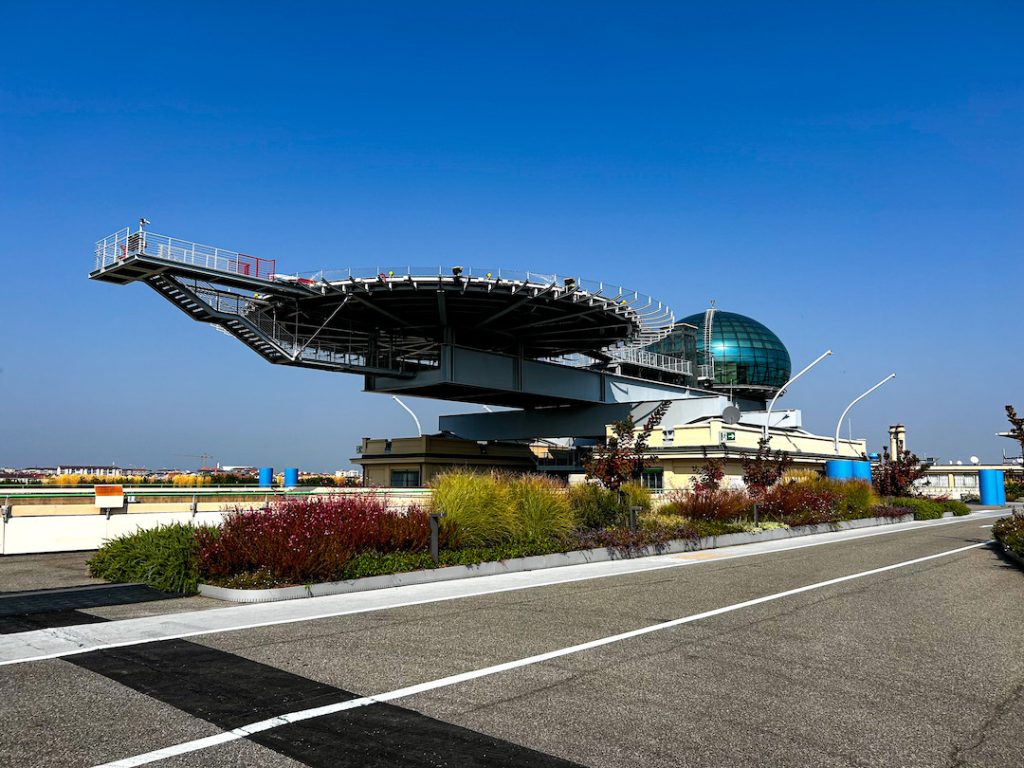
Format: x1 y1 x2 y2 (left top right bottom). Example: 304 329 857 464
88 523 202 594
889 497 970 520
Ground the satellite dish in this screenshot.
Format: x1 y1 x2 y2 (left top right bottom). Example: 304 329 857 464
722 405 741 425
970 456 979 465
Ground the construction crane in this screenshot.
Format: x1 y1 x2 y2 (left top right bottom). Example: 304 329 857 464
173 453 216 470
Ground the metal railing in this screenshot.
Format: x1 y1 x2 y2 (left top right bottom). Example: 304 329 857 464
95 228 276 281
303 265 676 348
547 347 693 377
94 228 676 352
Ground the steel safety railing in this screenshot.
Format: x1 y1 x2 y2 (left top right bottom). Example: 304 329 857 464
94 229 676 351
95 228 276 281
547 347 693 377
303 264 675 349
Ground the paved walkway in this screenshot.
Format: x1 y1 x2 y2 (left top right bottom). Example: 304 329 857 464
1 511 1021 767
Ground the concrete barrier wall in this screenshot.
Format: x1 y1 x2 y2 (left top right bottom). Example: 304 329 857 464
0 488 432 555
1 511 225 555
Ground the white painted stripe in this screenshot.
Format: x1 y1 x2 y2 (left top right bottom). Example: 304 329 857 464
92 540 990 768
981 524 994 528
0 512 1001 668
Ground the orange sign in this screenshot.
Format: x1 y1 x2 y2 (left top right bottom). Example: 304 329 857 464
95 484 125 509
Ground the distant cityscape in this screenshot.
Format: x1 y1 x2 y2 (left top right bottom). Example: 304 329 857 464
0 464 363 486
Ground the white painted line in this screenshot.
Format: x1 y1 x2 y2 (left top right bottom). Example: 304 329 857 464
0 511 1001 668
981 525 994 528
92 540 991 768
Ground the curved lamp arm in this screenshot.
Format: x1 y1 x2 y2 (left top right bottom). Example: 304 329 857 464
391 396 422 437
834 373 895 453
763 350 832 440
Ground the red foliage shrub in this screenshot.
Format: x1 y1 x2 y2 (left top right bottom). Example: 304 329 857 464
662 488 751 522
196 495 439 584
758 481 839 526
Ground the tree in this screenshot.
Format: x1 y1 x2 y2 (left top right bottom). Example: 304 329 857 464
691 448 725 492
584 400 671 491
741 437 791 500
1005 405 1024 461
872 444 926 497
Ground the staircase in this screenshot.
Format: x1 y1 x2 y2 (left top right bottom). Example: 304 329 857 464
145 274 290 363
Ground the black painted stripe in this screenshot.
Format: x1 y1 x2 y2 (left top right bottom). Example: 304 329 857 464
0 583 180 616
0 608 108 635
71 640 344 729
253 706 586 768
70 640 585 767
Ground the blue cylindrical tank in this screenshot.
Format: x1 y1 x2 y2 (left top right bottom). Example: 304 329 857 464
284 467 299 488
852 461 873 483
997 470 1006 506
825 460 853 480
979 469 999 505
258 467 274 488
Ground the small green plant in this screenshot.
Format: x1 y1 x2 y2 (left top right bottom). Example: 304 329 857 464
88 523 202 594
566 483 621 528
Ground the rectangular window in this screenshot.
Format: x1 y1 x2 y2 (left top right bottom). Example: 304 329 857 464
662 429 674 446
391 469 421 488
641 469 664 490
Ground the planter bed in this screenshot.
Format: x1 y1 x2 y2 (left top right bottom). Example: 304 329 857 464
199 513 914 604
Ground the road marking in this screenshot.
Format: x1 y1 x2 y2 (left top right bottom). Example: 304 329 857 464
980 525 994 528
92 540 991 768
0 512 1002 668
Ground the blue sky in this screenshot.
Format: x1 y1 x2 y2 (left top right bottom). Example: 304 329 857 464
1 2 1021 470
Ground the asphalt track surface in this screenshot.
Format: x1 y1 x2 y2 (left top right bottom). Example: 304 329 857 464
1 514 1022 768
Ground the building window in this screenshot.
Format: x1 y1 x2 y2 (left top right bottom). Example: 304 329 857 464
391 469 421 488
662 429 674 446
641 469 664 490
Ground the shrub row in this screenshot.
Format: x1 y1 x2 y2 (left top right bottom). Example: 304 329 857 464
888 497 971 520
993 512 1024 558
660 478 890 527
196 495 439 584
87 471 978 593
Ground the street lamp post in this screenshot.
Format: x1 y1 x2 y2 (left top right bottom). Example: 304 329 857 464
833 373 896 453
763 350 833 441
391 396 422 437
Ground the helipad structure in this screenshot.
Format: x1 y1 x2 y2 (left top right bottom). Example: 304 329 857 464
91 224 866 486
91 226 699 408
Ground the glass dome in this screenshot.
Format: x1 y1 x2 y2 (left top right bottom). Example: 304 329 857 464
667 309 791 395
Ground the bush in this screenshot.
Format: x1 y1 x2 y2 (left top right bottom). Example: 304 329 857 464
887 497 966 520
566 483 621 529
939 498 971 516
870 504 913 519
507 474 577 545
1005 481 1023 502
431 471 516 547
993 512 1024 557
196 495 435 584
570 525 697 556
88 523 201 594
832 479 880 519
661 488 750 522
621 482 653 515
759 480 840 525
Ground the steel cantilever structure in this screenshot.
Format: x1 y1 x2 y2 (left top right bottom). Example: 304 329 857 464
91 226 692 407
